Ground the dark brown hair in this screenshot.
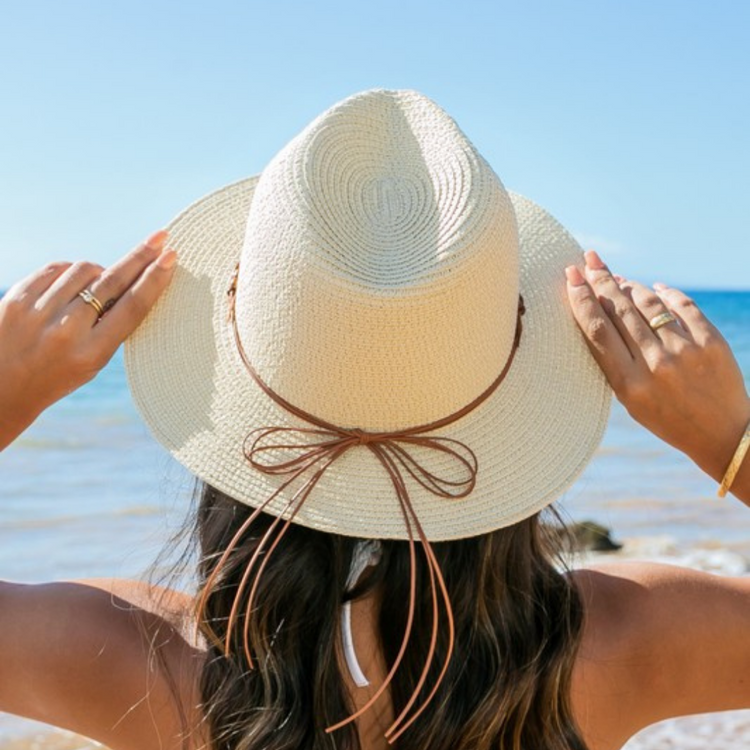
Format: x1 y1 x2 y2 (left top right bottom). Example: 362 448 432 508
170 481 589 750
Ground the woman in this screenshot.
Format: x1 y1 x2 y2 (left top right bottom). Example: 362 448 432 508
1 90 749 750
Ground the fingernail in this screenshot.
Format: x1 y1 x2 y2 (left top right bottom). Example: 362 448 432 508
156 249 177 269
565 265 586 286
146 230 169 251
613 274 626 283
585 250 607 270
653 282 668 291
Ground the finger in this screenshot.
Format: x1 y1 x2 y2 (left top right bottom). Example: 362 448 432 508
4 262 73 302
583 250 658 357
35 261 105 315
93 249 177 354
84 230 169 316
653 283 719 345
565 264 635 392
619 278 690 342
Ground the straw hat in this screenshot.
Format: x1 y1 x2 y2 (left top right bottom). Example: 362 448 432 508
125 88 611 541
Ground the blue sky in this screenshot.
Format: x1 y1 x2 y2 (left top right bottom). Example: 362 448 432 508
1 0 748 289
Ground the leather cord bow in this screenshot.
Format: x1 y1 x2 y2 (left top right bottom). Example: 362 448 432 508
198 263 525 744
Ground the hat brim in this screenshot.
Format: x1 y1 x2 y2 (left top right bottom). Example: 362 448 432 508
125 176 611 541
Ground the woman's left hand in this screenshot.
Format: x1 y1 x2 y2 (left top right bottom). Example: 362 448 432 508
565 250 750 498
0 231 176 450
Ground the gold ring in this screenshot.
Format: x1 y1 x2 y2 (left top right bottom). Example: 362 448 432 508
649 312 677 331
78 289 105 318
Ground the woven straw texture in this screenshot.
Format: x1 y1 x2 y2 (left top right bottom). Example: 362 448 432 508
125 90 611 541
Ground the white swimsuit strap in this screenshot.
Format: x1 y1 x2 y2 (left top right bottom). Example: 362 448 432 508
341 539 382 687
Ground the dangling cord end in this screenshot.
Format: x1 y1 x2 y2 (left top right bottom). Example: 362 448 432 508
324 450 418 736
384 522 455 744
324 528 417 736
383 528 439 740
241 473 325 668
193 512 256 655
194 469 300 664
226 465 329 665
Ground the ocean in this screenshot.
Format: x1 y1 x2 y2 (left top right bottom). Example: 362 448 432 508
1 290 749 748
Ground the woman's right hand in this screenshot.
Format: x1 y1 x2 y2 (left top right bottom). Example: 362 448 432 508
566 250 750 502
0 231 177 451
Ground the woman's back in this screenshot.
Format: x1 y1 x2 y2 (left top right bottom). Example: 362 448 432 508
6 556 748 750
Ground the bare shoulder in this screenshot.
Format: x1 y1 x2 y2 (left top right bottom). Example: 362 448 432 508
78 576 199 644
0 577 208 750
569 561 750 750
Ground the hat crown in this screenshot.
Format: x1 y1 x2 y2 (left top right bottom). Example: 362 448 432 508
235 89 520 431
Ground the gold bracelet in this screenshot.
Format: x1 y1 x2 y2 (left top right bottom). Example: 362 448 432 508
718 418 750 498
